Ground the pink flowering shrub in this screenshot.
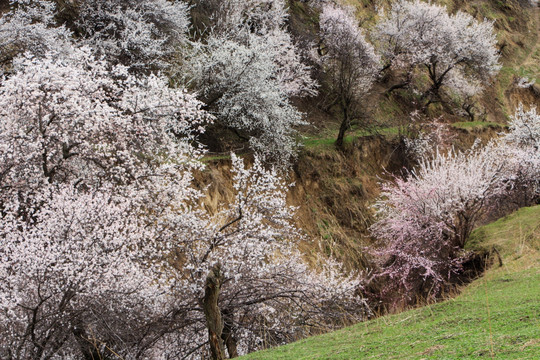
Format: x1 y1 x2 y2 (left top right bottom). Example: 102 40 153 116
371 105 539 304
371 147 505 302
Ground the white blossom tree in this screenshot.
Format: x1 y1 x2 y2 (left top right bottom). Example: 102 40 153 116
185 0 317 165
0 47 209 358
0 186 178 359
504 105 540 148
497 105 540 206
158 154 368 358
0 47 207 199
403 114 456 160
213 0 288 35
375 0 500 107
318 3 380 147
0 0 192 74
75 0 191 72
186 33 310 165
0 0 72 72
211 0 317 97
0 47 367 358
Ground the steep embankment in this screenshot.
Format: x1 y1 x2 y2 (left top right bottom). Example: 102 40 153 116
504 0 540 110
201 0 540 270
241 205 540 359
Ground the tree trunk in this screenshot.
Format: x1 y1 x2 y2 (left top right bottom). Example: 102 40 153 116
73 323 101 360
462 103 475 122
384 81 409 96
203 264 226 360
336 106 349 148
221 309 238 358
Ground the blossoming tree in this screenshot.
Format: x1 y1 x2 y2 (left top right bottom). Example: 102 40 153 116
185 0 317 165
370 106 539 304
318 3 380 147
0 46 366 358
375 0 500 107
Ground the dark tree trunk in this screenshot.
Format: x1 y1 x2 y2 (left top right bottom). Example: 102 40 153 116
221 309 238 358
336 106 349 148
462 102 475 121
385 81 409 96
203 264 226 360
73 324 101 360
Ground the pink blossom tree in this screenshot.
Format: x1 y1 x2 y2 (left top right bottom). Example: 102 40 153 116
371 105 539 303
370 146 506 302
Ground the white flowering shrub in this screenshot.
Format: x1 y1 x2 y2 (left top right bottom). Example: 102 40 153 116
0 0 72 71
185 0 316 165
186 32 313 165
75 0 191 72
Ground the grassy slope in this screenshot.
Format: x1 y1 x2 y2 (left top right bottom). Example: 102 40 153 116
241 205 540 359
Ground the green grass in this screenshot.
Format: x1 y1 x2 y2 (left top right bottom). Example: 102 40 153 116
451 121 506 130
467 205 540 264
242 206 540 359
301 126 400 149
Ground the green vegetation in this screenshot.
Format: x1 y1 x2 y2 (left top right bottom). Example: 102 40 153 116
467 205 540 266
451 121 506 130
301 126 400 149
241 205 540 359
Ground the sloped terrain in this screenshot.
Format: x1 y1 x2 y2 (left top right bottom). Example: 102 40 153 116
241 205 540 359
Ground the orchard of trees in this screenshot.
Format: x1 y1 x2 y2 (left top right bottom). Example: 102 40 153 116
0 0 538 359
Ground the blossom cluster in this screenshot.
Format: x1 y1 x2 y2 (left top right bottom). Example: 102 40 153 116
375 0 500 100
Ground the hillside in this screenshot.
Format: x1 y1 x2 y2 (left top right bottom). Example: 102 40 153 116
1 0 538 358
202 0 540 271
241 205 540 359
